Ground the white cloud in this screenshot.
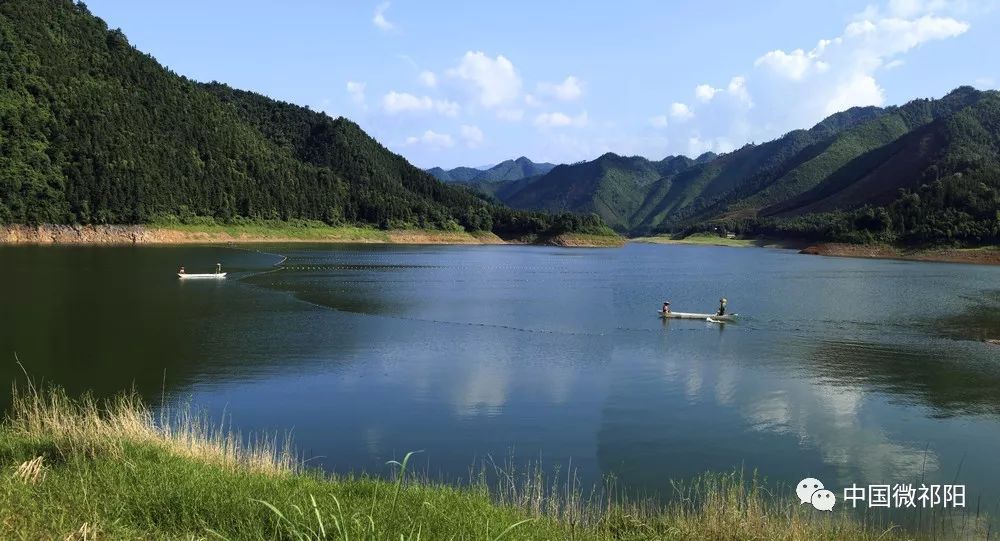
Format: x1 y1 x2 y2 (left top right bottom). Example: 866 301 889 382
727 76 752 106
648 115 669 128
658 0 971 158
754 14 967 86
861 0 961 19
460 124 484 147
695 84 720 102
669 102 694 121
447 51 522 108
768 13 966 114
754 41 831 81
823 74 885 115
687 136 736 156
496 108 525 122
537 76 584 101
974 76 996 89
843 15 969 57
687 136 714 156
418 70 437 88
404 130 454 149
381 91 459 116
346 80 366 106
691 78 752 109
534 111 589 128
373 2 394 31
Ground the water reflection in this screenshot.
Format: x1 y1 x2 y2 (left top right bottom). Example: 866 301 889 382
596 334 951 494
803 338 1000 416
935 289 1000 343
453 362 510 417
2 243 999 516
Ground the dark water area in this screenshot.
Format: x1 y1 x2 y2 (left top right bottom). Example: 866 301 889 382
2 243 999 519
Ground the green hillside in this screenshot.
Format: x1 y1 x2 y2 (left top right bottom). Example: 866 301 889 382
703 87 984 219
751 92 1000 244
494 153 702 231
425 166 482 182
644 105 888 229
0 0 607 238
428 157 556 183
480 88 999 245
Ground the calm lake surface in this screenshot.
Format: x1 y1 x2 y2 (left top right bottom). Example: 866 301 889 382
2 243 999 507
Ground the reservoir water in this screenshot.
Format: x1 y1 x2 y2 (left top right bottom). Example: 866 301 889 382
2 243 999 512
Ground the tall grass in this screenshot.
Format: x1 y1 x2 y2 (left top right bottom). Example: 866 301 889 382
8 381 296 475
1 384 985 539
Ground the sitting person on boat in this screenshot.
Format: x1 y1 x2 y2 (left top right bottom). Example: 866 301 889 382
178 266 185 275
663 301 671 314
717 298 728 316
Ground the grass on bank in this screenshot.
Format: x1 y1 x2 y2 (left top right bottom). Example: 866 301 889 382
150 219 416 242
1 385 982 540
146 218 624 246
632 232 761 247
523 232 627 247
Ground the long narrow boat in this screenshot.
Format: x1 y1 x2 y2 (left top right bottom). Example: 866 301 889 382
178 272 227 279
658 310 737 322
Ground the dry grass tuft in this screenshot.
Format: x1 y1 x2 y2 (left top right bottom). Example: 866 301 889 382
9 383 296 476
63 522 98 541
479 461 914 540
12 455 45 485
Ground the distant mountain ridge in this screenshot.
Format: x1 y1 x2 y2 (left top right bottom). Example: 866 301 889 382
428 157 557 183
464 87 999 245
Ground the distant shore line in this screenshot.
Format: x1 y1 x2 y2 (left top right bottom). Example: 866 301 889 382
3 225 994 263
799 242 1000 265
0 224 624 248
633 233 1000 265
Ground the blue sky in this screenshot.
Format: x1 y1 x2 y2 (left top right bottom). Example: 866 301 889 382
86 0 999 168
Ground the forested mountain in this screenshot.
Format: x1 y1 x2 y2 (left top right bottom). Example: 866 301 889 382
464 152 713 231
0 0 607 238
478 88 999 245
425 166 484 183
748 90 1000 244
503 153 692 231
428 157 556 183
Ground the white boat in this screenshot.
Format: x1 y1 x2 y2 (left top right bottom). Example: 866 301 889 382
178 263 226 279
178 272 227 279
659 310 737 321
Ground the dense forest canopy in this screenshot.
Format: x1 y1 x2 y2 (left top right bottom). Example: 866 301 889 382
684 90 1000 245
0 0 608 238
428 157 557 183
451 88 999 246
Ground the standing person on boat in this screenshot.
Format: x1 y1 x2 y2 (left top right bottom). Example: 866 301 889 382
717 298 728 316
215 263 222 275
663 301 671 314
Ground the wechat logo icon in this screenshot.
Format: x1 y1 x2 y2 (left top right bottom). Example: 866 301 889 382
797 477 836 511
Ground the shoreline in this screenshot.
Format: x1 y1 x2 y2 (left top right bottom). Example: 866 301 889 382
629 235 804 250
800 242 1000 266
631 233 802 249
0 224 623 248
2 385 953 540
632 234 1000 265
